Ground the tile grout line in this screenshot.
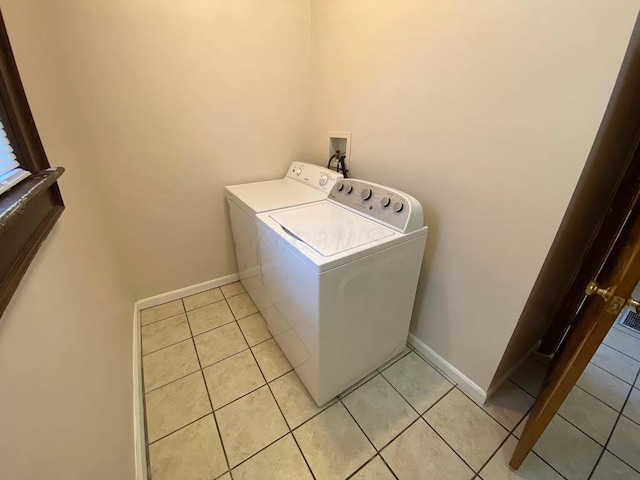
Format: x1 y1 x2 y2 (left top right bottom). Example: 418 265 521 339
140 310 187 328
505 405 569 479
589 360 638 386
611 323 640 342
370 371 479 475
140 281 243 479
181 297 233 478
142 334 194 357
573 381 629 413
378 454 401 480
600 339 640 365
588 366 640 479
508 355 635 478
454 382 523 434
140 284 247 327
425 385 508 476
147 411 211 446
448 384 569 478
222 294 317 480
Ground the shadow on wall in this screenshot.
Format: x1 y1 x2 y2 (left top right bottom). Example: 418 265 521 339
410 202 441 332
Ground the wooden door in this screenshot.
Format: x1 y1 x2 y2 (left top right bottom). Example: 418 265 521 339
510 188 640 468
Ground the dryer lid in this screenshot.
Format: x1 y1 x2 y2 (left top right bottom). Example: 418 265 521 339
268 202 395 257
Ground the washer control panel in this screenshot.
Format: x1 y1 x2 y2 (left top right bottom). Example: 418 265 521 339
286 162 343 193
328 179 423 233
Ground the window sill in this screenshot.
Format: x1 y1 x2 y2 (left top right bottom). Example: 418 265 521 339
0 166 65 316
0 167 64 228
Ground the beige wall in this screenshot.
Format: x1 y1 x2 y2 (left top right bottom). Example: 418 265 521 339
492 15 640 387
0 2 136 478
34 0 311 299
309 0 639 390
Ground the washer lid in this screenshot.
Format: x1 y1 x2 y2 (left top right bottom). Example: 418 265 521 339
226 178 328 214
268 202 395 257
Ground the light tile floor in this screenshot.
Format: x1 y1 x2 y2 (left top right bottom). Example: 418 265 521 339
140 281 640 480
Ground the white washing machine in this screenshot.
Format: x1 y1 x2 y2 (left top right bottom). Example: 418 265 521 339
256 178 428 405
225 162 342 307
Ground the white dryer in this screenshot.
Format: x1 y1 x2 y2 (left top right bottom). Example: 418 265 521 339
256 178 428 405
225 162 342 307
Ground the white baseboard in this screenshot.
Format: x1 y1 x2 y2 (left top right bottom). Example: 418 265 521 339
486 341 541 399
132 272 240 480
136 273 240 310
408 333 488 405
132 304 147 480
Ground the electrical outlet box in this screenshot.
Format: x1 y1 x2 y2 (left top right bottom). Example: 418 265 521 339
328 132 352 173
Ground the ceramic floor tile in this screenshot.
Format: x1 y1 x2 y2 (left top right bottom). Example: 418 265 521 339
194 322 248 368
270 371 333 429
608 415 640 471
576 363 632 411
343 374 418 449
591 451 640 480
479 436 563 480
592 344 640 384
509 358 547 397
149 415 227 480
141 313 191 355
187 300 235 336
143 339 200 391
424 388 508 471
217 474 231 480
381 419 474 480
351 456 395 480
145 371 211 443
339 371 379 399
252 338 292 381
557 386 618 445
227 292 258 319
623 387 640 424
183 288 224 311
532 414 602 480
203 350 265 409
141 299 184 326
237 312 272 346
481 381 535 431
381 352 453 413
231 434 312 480
294 402 375 480
604 327 640 361
221 281 246 298
216 386 288 467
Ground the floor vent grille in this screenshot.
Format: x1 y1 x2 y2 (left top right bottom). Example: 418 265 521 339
620 310 640 333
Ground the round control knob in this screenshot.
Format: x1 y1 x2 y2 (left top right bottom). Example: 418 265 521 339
295 167 302 176
336 182 344 191
319 173 329 186
380 197 391 207
345 185 353 194
393 201 404 212
361 188 372 201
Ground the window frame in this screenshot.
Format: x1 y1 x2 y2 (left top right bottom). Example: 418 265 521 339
0 9 65 317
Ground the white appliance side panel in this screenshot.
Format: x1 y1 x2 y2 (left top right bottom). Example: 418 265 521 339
228 199 263 296
317 235 427 404
258 223 322 398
